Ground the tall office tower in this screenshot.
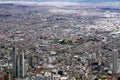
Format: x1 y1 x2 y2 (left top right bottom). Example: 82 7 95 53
11 47 26 78
11 46 17 78
17 53 26 78
113 49 119 74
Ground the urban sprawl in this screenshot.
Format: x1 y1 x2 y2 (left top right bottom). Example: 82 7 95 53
0 2 120 80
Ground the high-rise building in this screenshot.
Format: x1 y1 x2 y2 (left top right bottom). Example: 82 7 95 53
113 49 119 74
11 46 26 78
11 46 17 78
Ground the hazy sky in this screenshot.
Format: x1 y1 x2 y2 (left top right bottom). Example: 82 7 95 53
0 0 120 2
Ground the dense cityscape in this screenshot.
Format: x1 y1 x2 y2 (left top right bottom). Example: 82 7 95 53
0 1 120 80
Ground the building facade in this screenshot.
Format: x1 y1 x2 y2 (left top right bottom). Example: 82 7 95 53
12 46 26 78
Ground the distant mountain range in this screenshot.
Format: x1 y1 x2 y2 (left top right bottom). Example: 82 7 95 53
0 0 120 2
